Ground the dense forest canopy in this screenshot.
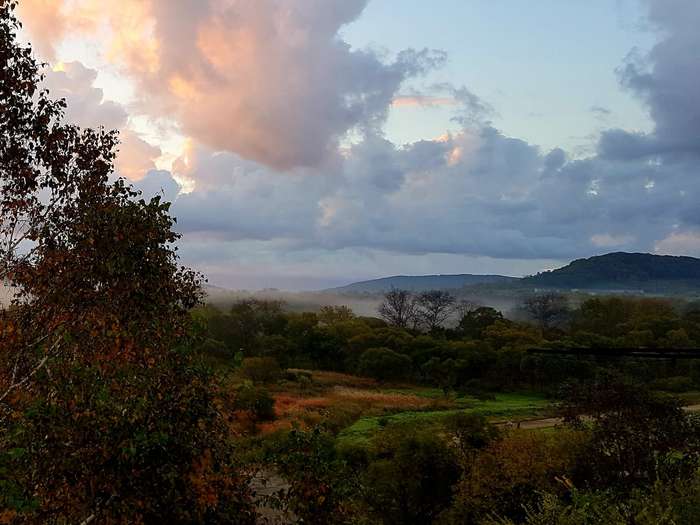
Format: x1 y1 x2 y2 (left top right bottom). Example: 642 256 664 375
525 252 700 289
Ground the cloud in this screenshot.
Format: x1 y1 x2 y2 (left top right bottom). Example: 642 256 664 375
590 105 612 117
591 233 636 248
16 0 66 59
16 0 700 289
21 0 445 170
43 61 162 181
655 231 700 257
115 131 162 181
44 61 128 130
133 170 181 202
602 0 700 161
392 95 458 108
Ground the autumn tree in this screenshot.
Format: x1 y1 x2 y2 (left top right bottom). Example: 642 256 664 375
378 288 417 328
0 3 254 522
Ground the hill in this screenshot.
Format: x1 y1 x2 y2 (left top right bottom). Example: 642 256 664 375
329 253 700 297
328 274 518 294
524 252 700 291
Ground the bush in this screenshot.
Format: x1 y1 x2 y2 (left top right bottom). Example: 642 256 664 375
265 428 359 524
444 429 587 523
240 357 281 383
363 425 460 525
357 348 413 382
651 376 695 393
198 337 233 359
234 382 276 421
283 369 313 383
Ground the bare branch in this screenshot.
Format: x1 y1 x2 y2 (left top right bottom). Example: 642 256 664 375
0 337 61 403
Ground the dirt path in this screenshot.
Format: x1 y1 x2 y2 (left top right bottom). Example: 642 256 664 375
250 468 295 525
500 403 700 431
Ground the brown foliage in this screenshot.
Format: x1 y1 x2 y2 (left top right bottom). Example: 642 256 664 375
0 4 253 522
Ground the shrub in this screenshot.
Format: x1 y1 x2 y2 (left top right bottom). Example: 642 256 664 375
445 429 587 523
651 376 695 393
265 428 360 524
234 382 276 421
198 337 233 360
362 425 461 525
240 357 281 383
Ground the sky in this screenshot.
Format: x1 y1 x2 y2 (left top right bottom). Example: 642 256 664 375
15 0 700 290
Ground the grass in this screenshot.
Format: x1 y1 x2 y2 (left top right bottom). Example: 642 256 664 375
244 368 552 446
258 382 456 436
336 392 551 448
674 390 700 405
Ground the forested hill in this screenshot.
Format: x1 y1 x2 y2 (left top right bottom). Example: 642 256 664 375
329 274 518 293
331 253 700 295
524 252 700 289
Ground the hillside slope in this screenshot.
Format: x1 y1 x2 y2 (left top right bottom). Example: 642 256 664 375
329 274 518 294
525 252 700 290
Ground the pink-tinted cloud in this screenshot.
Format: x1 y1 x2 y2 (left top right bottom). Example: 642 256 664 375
115 130 162 181
392 95 458 108
43 60 161 181
20 0 444 170
16 0 66 59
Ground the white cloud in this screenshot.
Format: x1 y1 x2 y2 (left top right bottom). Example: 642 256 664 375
16 0 700 289
655 231 700 257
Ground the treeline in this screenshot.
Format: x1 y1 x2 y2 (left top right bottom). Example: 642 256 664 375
195 291 700 394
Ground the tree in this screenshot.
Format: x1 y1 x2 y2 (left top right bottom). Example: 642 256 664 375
454 299 482 319
415 290 456 330
560 378 700 492
457 306 504 339
521 293 569 330
318 305 354 325
363 426 460 525
0 5 254 522
445 429 586 523
266 428 359 524
421 357 458 395
357 348 413 382
227 299 287 354
378 288 417 328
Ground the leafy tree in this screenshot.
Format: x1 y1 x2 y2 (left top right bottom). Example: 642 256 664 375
560 379 700 492
318 305 354 325
227 299 287 354
444 412 499 463
363 426 460 525
457 306 504 339
421 357 458 395
265 428 359 524
445 429 586 523
0 5 254 522
357 347 413 382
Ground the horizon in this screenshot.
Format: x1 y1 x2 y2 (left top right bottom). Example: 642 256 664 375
15 0 700 290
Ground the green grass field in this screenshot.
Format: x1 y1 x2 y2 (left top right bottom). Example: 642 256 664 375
337 392 550 448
